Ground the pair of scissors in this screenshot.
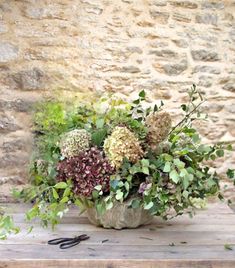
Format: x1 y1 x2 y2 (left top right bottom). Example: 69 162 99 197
48 234 90 249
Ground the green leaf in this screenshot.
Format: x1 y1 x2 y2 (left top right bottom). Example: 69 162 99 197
224 244 233 251
227 169 235 179
154 104 158 112
94 185 102 191
92 190 99 199
115 190 124 200
182 190 189 198
124 181 130 191
96 118 105 129
179 168 188 177
192 134 200 143
163 154 173 162
110 179 119 190
133 99 140 105
141 159 150 167
163 162 171 173
183 177 189 190
139 90 146 99
216 149 224 157
54 182 67 189
170 169 179 183
173 159 185 169
74 199 84 208
63 187 71 198
60 196 69 203
52 188 59 200
91 129 107 147
227 144 233 151
131 199 141 209
106 202 113 210
27 226 34 234
144 201 154 210
181 104 187 112
96 203 106 215
142 166 149 175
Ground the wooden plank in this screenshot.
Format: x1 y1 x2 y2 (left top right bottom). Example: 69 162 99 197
0 244 235 260
2 230 235 246
1 259 235 268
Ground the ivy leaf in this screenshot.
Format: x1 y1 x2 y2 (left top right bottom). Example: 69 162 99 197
163 162 171 173
216 149 224 157
173 159 185 169
106 202 113 210
227 169 235 179
142 166 149 175
115 190 124 200
54 182 67 189
144 201 154 210
124 181 130 191
154 104 158 112
183 177 189 190
139 90 146 99
94 185 102 191
110 179 119 190
170 169 179 183
141 159 149 167
181 104 187 112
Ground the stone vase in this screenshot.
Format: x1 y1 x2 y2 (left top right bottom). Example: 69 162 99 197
86 199 154 229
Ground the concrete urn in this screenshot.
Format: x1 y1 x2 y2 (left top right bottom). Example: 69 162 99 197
86 199 154 229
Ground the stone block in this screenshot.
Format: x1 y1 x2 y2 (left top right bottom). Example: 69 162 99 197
191 49 220 61
149 10 170 24
170 1 198 9
10 68 46 91
0 42 18 63
0 114 21 133
196 13 218 26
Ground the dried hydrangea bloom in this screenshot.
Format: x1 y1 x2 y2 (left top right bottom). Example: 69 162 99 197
145 111 172 150
104 126 144 168
56 147 115 197
59 129 91 158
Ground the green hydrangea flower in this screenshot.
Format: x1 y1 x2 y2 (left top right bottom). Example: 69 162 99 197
60 129 91 158
145 111 172 150
104 126 144 168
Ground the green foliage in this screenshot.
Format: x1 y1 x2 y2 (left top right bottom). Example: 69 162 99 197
0 208 20 240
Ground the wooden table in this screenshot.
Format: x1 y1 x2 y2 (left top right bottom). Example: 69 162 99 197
1 202 235 268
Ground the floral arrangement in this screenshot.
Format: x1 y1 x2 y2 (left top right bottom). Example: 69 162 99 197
14 85 234 228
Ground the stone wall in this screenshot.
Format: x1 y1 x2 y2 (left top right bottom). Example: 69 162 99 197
0 0 235 201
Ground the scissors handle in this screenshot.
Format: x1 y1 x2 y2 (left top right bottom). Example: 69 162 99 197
77 234 90 241
60 240 81 249
48 238 72 245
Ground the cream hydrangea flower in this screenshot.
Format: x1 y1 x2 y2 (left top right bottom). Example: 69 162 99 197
60 129 91 158
145 111 172 150
104 126 144 168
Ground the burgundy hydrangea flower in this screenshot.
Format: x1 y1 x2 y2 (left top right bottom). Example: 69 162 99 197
56 147 115 197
